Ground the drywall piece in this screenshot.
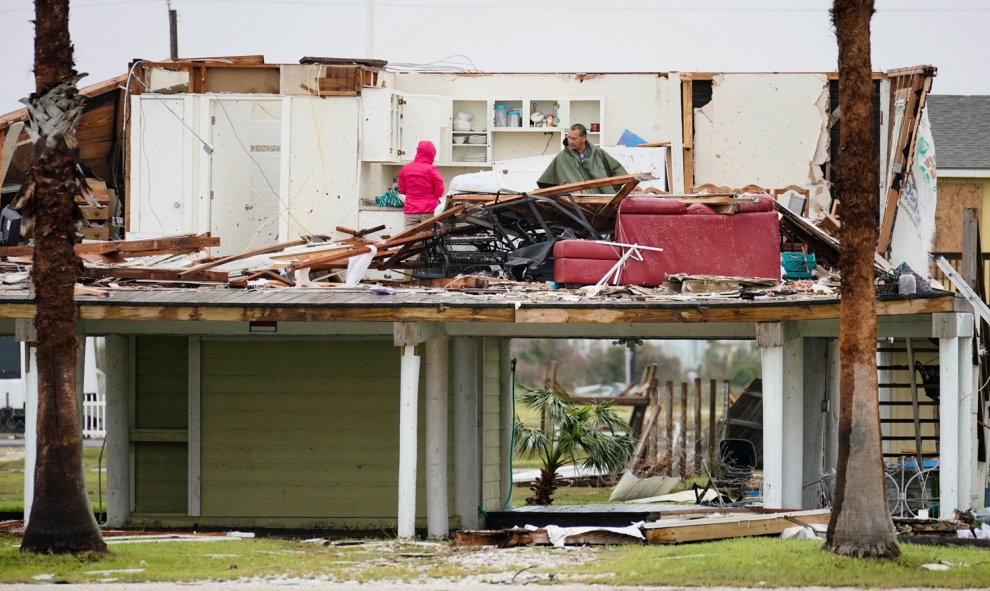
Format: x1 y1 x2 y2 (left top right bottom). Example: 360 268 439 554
693 74 829 190
889 111 937 278
147 67 190 92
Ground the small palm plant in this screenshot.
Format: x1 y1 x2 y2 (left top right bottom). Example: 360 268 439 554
514 386 635 505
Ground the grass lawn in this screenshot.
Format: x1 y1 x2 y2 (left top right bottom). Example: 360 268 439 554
1 534 988 587
0 444 107 514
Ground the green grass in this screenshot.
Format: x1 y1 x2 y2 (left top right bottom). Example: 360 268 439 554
1 534 988 587
0 444 107 514
579 538 990 588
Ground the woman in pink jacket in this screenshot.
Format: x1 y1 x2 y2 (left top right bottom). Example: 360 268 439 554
397 140 445 231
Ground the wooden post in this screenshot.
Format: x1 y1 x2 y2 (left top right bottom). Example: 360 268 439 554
694 378 703 474
104 336 130 528
665 380 674 455
425 337 449 539
651 377 660 464
708 379 717 468
680 382 689 478
453 337 480 530
721 379 731 442
963 208 979 291
646 380 658 462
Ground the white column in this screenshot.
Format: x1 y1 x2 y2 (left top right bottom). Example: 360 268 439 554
935 312 975 515
801 338 827 509
22 345 37 524
939 335 960 514
397 343 421 539
104 335 130 527
757 322 803 509
453 336 480 530
187 336 202 518
425 336 448 539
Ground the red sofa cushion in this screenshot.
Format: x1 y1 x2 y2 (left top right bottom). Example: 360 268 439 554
553 240 621 260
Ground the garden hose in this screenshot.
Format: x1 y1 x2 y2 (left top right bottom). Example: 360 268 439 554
502 358 517 509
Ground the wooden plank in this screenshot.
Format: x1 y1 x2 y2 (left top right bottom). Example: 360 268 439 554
180 239 307 275
529 173 652 197
644 509 830 544
592 179 639 227
83 267 228 283
681 77 694 191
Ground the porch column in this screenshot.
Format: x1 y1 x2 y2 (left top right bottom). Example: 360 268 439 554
395 324 423 539
499 339 513 509
935 312 976 514
425 336 449 538
22 345 37 523
801 338 828 508
757 322 803 508
104 335 131 527
453 336 480 530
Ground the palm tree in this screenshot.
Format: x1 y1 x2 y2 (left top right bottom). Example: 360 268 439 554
514 387 634 505
826 0 899 559
19 0 107 554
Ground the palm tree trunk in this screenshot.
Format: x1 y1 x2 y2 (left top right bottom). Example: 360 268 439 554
20 0 106 554
526 468 558 506
825 0 899 559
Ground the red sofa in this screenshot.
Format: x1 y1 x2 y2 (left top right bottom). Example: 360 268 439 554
552 194 781 287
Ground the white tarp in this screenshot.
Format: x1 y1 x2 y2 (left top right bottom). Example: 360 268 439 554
889 111 937 278
488 146 667 193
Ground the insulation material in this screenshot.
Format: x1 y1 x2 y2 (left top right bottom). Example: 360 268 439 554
889 111 938 278
694 74 830 195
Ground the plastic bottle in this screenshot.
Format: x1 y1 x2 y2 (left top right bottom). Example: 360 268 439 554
898 273 917 295
494 105 507 127
508 109 521 127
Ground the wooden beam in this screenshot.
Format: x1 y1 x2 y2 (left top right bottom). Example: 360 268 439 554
179 239 307 275
529 173 652 197
592 179 639 227
82 267 228 283
0 233 220 258
644 509 831 544
681 77 694 191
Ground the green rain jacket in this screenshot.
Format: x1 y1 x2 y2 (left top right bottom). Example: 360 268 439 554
536 143 629 194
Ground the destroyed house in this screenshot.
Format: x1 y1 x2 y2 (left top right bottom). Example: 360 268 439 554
0 58 985 536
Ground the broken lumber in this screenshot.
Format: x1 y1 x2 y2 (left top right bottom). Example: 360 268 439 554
0 233 220 258
82 267 228 283
530 173 654 197
643 508 831 544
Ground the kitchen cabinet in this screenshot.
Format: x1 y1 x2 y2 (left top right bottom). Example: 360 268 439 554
362 92 605 167
361 87 451 163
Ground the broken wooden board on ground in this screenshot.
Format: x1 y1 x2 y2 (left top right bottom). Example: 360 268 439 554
452 526 644 548
0 233 220 259
666 274 778 294
643 508 831 544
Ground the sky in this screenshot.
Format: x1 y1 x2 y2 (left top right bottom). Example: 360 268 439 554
0 0 987 114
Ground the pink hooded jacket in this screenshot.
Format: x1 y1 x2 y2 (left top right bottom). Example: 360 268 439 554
398 141 445 214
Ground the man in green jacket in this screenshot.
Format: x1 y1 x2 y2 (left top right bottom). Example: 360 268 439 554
536 123 628 193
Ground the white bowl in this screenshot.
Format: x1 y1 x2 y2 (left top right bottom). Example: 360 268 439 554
453 136 466 144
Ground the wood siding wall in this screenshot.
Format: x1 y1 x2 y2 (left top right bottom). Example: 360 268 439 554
134 336 188 513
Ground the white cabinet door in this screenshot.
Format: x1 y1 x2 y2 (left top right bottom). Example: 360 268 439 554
209 97 283 256
361 87 400 162
398 94 451 163
129 95 195 236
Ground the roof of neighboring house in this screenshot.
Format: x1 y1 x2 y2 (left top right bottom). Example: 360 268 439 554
926 95 990 170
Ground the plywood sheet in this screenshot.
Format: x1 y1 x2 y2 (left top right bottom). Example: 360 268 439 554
933 182 983 252
694 74 829 189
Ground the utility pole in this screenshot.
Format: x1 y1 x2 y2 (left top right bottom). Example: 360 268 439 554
168 0 178 59
365 0 375 58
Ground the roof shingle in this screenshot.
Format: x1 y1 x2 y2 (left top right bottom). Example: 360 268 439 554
926 95 990 170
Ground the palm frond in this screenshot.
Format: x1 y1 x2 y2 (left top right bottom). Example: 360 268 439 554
514 421 550 460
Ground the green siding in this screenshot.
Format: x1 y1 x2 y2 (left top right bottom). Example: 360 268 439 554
134 442 187 513
133 336 189 514
135 336 188 430
200 340 419 520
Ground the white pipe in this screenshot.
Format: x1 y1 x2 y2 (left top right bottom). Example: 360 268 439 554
397 345 421 539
